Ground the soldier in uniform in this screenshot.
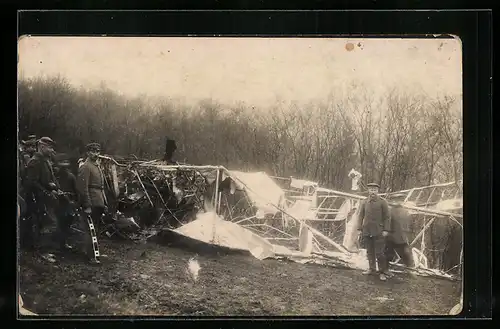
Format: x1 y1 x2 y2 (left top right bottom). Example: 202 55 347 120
24 137 60 258
21 135 37 164
18 139 32 250
54 153 78 251
384 202 414 272
77 142 107 263
357 182 392 281
78 157 86 169
19 135 37 185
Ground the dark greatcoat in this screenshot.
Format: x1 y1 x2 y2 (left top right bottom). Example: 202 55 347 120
388 205 412 245
357 195 391 237
25 152 59 200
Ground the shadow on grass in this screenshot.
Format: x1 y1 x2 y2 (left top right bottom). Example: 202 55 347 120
149 229 252 258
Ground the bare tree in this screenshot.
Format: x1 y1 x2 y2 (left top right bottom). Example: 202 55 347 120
18 76 462 193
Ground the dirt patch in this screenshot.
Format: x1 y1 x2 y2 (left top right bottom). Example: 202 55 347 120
19 238 460 316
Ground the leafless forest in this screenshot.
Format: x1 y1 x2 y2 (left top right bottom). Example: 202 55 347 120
18 76 462 192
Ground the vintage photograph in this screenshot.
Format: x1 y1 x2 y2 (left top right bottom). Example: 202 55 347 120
17 36 463 316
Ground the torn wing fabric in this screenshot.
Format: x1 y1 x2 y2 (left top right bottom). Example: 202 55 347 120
290 178 318 190
111 164 120 197
175 211 275 260
286 199 317 221
228 171 285 216
348 169 362 191
299 223 313 256
343 203 361 252
435 198 463 212
335 199 352 221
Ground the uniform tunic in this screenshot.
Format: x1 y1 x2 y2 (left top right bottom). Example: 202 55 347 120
388 205 411 244
57 169 77 196
77 158 108 258
23 152 59 249
357 195 391 237
384 204 414 268
25 152 59 200
357 194 391 273
77 159 107 208
56 168 78 210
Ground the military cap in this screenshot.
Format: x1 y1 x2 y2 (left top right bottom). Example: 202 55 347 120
23 140 36 146
86 142 101 152
38 136 56 147
21 135 38 146
366 182 380 188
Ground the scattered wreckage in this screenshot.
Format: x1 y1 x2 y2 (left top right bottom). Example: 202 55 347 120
95 155 463 282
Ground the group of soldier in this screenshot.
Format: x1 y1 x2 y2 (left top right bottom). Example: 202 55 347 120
18 135 107 265
356 182 415 281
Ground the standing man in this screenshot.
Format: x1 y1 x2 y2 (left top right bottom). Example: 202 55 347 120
19 135 38 183
24 137 60 259
78 157 86 168
357 182 392 281
77 142 107 264
21 135 38 164
163 137 177 164
384 202 414 272
19 135 40 251
54 154 78 251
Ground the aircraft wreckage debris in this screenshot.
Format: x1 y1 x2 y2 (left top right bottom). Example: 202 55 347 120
93 156 462 281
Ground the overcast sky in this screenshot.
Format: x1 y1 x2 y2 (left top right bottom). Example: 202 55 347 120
18 36 462 108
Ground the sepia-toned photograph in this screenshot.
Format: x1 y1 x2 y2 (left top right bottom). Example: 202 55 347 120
17 36 463 316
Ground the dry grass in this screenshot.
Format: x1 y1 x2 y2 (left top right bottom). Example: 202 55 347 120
19 237 461 316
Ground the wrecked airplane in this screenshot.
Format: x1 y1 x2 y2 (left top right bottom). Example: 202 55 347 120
94 155 462 281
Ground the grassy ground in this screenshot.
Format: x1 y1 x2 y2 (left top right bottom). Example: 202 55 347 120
19 233 461 317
